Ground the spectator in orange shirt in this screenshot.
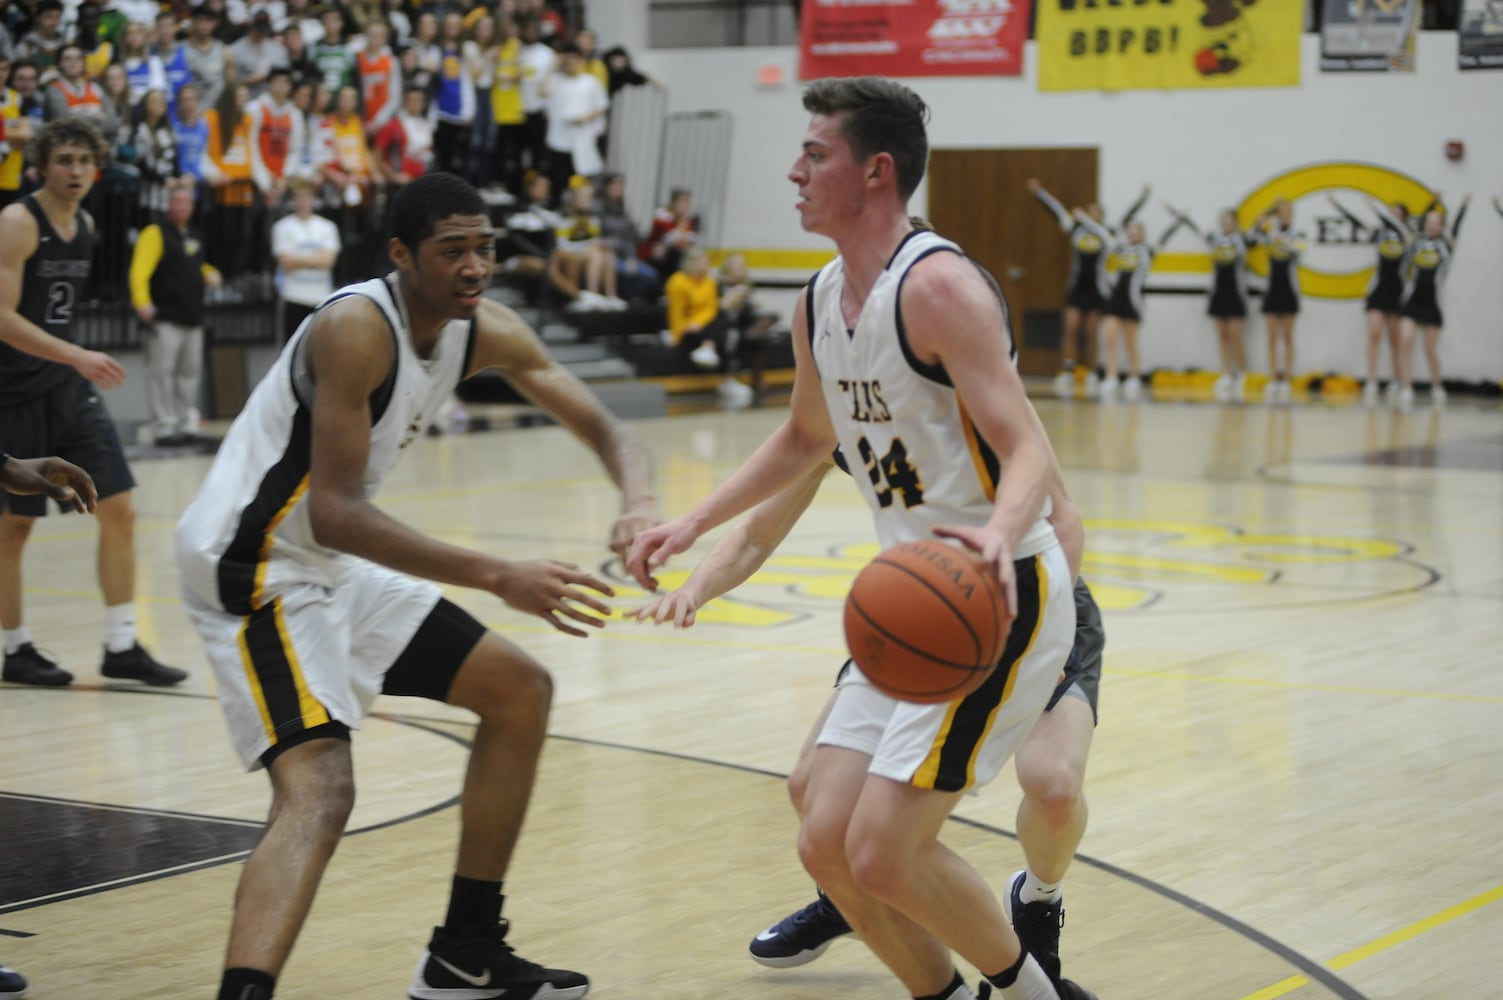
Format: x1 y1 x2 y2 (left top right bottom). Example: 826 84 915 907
355 19 401 137
202 81 256 283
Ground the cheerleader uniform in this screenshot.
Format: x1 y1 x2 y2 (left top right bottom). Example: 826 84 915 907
1331 197 1423 315
1206 230 1251 318
1102 239 1154 322
1033 185 1146 311
1257 222 1307 316
1398 203 1465 327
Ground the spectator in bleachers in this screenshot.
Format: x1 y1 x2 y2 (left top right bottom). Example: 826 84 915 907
76 2 113 81
543 41 605 205
229 9 287 97
574 29 608 92
517 0 566 41
312 5 354 93
119 20 165 105
381 0 411 47
129 180 219 445
45 43 120 136
19 0 66 79
281 22 319 88
602 44 661 100
407 9 441 92
287 75 321 178
270 175 339 342
151 10 192 114
639 186 699 280
248 66 304 209
171 80 209 182
205 0 243 44
0 60 32 209
599 172 659 301
9 60 44 129
99 60 132 125
202 80 256 281
431 10 473 176
517 15 553 184
0 21 14 64
554 177 622 311
665 247 753 405
183 3 228 111
463 12 498 189
354 18 400 136
489 14 524 194
284 0 324 46
373 82 432 189
498 169 560 292
128 87 180 218
320 82 377 205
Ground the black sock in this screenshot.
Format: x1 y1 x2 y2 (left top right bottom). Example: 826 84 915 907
986 948 1028 988
444 875 504 935
916 970 965 1000
218 967 276 1000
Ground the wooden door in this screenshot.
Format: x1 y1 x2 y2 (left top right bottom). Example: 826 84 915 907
928 148 1098 375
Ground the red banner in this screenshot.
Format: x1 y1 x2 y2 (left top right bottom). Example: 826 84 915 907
799 0 1032 80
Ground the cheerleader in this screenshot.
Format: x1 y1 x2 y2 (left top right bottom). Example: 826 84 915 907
1029 177 1150 397
1329 193 1433 404
1085 213 1185 402
1251 199 1308 403
1398 197 1469 406
1168 205 1256 401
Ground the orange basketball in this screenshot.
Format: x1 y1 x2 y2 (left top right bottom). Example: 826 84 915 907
843 539 1010 704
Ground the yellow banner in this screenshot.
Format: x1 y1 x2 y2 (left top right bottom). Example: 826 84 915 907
1036 0 1302 92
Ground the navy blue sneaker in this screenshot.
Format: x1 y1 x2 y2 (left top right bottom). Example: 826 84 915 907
1002 870 1065 982
748 893 853 968
0 960 27 997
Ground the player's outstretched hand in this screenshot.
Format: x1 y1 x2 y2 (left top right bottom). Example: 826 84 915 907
75 349 126 389
496 559 615 637
625 588 702 629
0 456 97 513
609 502 663 564
931 523 1018 620
625 518 699 592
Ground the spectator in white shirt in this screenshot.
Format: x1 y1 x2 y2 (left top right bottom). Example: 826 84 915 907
229 10 289 97
270 176 340 342
517 16 553 184
543 41 607 206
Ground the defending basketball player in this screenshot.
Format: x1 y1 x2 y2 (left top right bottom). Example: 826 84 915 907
175 172 659 1000
626 78 1096 1000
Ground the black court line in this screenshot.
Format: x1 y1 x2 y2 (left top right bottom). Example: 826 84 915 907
536 730 1372 1000
0 928 35 938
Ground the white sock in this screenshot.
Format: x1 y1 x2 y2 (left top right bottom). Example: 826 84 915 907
1020 870 1062 905
4 626 31 655
104 603 137 654
992 953 1060 1000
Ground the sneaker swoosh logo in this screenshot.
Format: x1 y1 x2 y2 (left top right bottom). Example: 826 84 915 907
754 929 780 942
432 955 493 987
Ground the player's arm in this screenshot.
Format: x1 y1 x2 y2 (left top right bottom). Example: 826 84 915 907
624 285 839 590
906 257 1064 615
305 298 613 635
629 461 831 628
468 298 661 558
0 204 125 388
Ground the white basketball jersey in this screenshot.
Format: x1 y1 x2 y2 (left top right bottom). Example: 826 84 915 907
810 230 1055 557
176 275 475 614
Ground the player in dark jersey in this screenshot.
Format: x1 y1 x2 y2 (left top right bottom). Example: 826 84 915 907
1167 206 1259 402
1328 193 1434 405
1029 178 1150 400
1398 197 1468 407
1248 199 1307 404
0 116 186 687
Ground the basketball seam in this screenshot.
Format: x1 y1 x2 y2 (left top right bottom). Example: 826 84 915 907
874 555 986 661
848 594 988 681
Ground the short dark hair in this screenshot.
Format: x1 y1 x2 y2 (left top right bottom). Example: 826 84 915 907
802 76 930 201
37 0 64 15
31 116 110 168
268 67 292 82
391 172 488 250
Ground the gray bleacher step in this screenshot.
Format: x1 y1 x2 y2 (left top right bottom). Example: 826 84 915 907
547 341 613 364
539 321 582 343
565 358 638 381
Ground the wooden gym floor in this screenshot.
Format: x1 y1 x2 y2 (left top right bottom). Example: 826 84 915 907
1 389 1500 999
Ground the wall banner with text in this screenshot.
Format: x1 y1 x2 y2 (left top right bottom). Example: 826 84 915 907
1320 0 1419 72
1035 0 1301 91
1459 0 1503 69
798 0 1032 80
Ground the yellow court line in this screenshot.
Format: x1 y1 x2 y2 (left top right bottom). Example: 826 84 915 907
1109 666 1503 705
1239 883 1503 1000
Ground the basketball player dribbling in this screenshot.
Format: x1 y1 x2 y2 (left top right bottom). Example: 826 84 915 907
628 78 1097 1000
175 172 660 1000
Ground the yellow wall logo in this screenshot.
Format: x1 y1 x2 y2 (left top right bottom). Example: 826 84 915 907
1237 162 1434 300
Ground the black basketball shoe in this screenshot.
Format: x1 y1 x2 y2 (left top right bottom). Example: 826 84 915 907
1002 870 1065 982
747 892 853 968
2 643 73 686
100 644 188 686
408 920 589 999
